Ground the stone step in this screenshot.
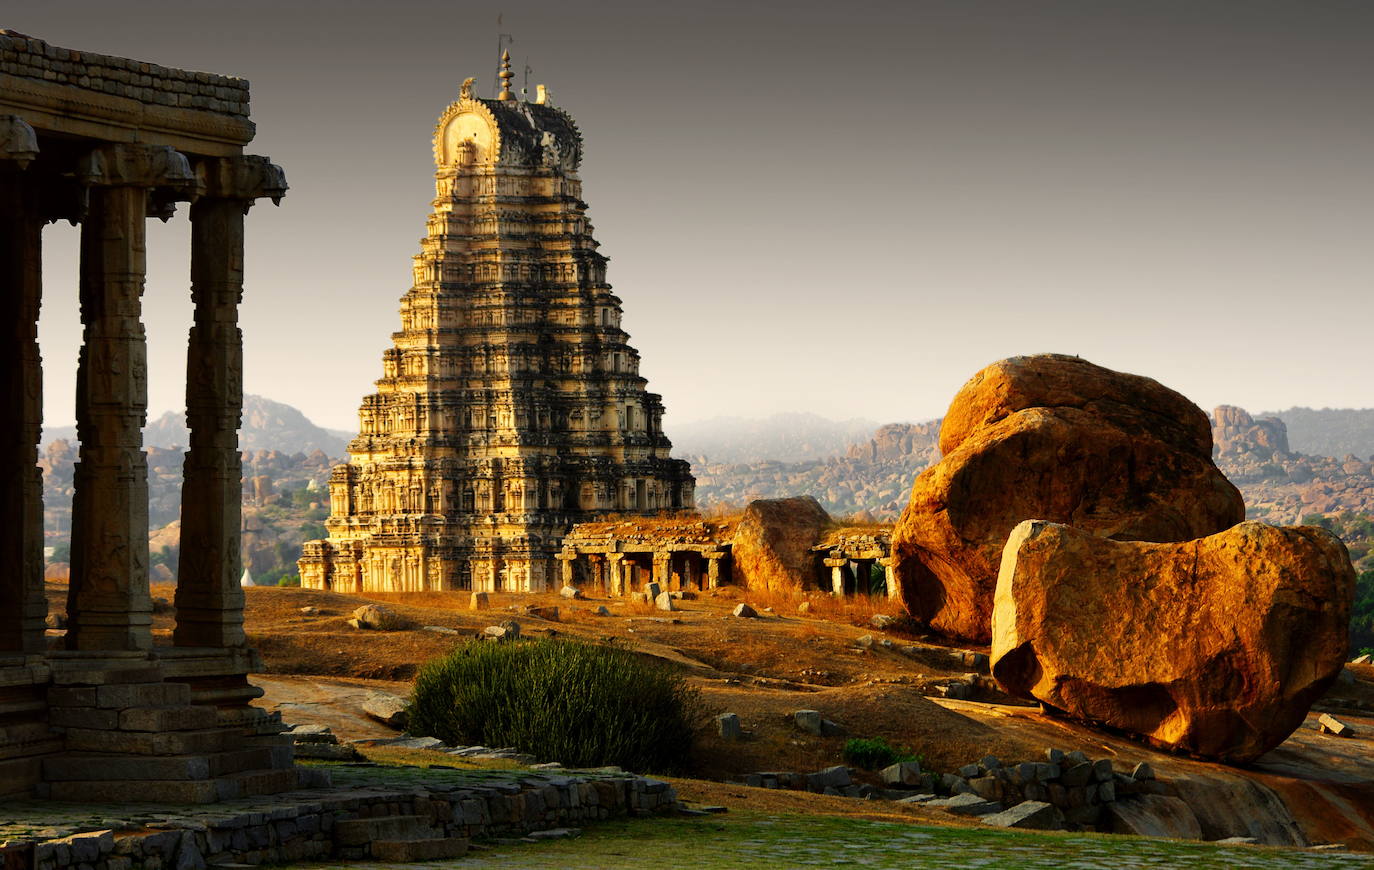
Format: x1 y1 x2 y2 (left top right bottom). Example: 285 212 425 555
48 766 301 805
218 767 301 799
333 816 438 847
372 838 470 862
43 747 278 782
62 725 243 755
48 777 222 804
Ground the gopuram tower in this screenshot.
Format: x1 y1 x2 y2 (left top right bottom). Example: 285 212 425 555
299 61 694 594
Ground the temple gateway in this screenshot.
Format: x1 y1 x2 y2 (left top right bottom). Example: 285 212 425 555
299 59 694 595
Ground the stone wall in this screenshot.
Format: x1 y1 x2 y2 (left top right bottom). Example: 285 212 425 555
0 31 250 117
2 773 677 870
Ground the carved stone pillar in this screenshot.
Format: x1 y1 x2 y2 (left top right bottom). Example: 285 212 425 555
704 552 723 590
606 553 624 597
0 117 47 654
879 557 901 601
825 558 847 597
652 551 671 587
175 156 284 648
557 551 576 589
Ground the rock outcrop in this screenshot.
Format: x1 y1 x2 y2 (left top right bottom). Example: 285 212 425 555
732 496 831 592
892 354 1245 642
1212 405 1291 459
991 520 1355 763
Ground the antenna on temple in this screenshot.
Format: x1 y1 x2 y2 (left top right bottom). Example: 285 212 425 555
497 50 514 100
522 60 532 100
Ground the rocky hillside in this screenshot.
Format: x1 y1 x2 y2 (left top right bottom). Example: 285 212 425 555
669 413 879 465
1210 405 1374 521
1261 406 1374 460
43 394 353 456
693 422 941 518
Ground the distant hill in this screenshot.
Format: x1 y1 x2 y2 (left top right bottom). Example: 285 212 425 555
1259 407 1374 460
43 394 353 457
668 412 879 465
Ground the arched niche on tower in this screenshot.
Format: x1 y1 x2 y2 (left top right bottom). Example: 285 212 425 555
434 101 500 168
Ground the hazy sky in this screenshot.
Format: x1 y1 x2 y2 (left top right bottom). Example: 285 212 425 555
12 1 1374 432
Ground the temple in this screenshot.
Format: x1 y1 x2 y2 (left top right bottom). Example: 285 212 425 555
0 31 301 800
299 57 694 594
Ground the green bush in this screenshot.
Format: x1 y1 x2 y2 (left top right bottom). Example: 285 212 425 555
276 573 301 587
841 736 919 771
408 638 700 773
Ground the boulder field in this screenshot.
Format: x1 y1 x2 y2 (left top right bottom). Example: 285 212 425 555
991 520 1355 763
891 354 1244 642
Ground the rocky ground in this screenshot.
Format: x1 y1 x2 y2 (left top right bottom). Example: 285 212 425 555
41 581 1372 853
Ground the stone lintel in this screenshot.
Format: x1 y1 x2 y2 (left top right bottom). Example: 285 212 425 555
823 558 849 569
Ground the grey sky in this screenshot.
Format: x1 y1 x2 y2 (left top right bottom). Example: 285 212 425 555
11 1 1374 432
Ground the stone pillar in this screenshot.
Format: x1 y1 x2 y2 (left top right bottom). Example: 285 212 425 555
68 148 181 651
880 557 901 601
606 553 624 597
825 558 847 596
681 555 696 591
652 551 671 588
0 117 47 654
704 552 723 590
557 551 576 589
175 156 284 648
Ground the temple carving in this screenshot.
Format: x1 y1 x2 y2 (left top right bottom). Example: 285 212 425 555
299 58 694 595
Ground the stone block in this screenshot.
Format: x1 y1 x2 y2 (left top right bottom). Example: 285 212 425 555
732 603 757 618
558 586 583 600
1131 761 1156 781
469 592 489 610
806 765 851 791
716 713 742 740
362 692 408 729
62 726 235 755
1093 758 1115 782
927 792 1002 816
333 816 433 847
1061 761 1093 787
981 800 1065 830
119 705 219 732
94 682 192 709
49 706 120 729
371 839 469 862
654 591 675 611
793 710 822 735
48 778 222 803
42 753 211 781
1318 714 1353 737
879 761 923 787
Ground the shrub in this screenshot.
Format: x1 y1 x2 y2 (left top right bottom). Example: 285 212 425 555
276 573 301 587
842 736 919 771
408 638 700 773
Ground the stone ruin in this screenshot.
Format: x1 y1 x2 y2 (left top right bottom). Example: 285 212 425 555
557 518 734 596
298 59 694 596
0 31 301 801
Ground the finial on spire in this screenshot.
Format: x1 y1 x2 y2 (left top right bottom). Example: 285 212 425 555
460 77 475 100
497 50 514 101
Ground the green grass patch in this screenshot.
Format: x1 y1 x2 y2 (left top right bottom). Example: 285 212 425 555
841 736 920 771
290 810 1374 869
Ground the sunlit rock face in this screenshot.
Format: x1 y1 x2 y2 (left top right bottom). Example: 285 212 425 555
891 353 1244 642
991 520 1354 763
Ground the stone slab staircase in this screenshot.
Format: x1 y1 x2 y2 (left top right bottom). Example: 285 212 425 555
40 662 301 803
333 814 470 862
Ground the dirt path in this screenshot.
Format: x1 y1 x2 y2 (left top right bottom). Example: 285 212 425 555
250 674 411 741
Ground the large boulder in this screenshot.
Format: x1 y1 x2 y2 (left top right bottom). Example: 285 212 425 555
892 354 1244 642
732 496 831 592
991 520 1354 763
348 604 415 631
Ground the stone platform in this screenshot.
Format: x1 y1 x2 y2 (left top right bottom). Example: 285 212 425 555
0 764 678 869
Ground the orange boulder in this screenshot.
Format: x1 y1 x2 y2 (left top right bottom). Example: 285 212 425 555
732 496 830 592
991 520 1355 763
892 354 1243 642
